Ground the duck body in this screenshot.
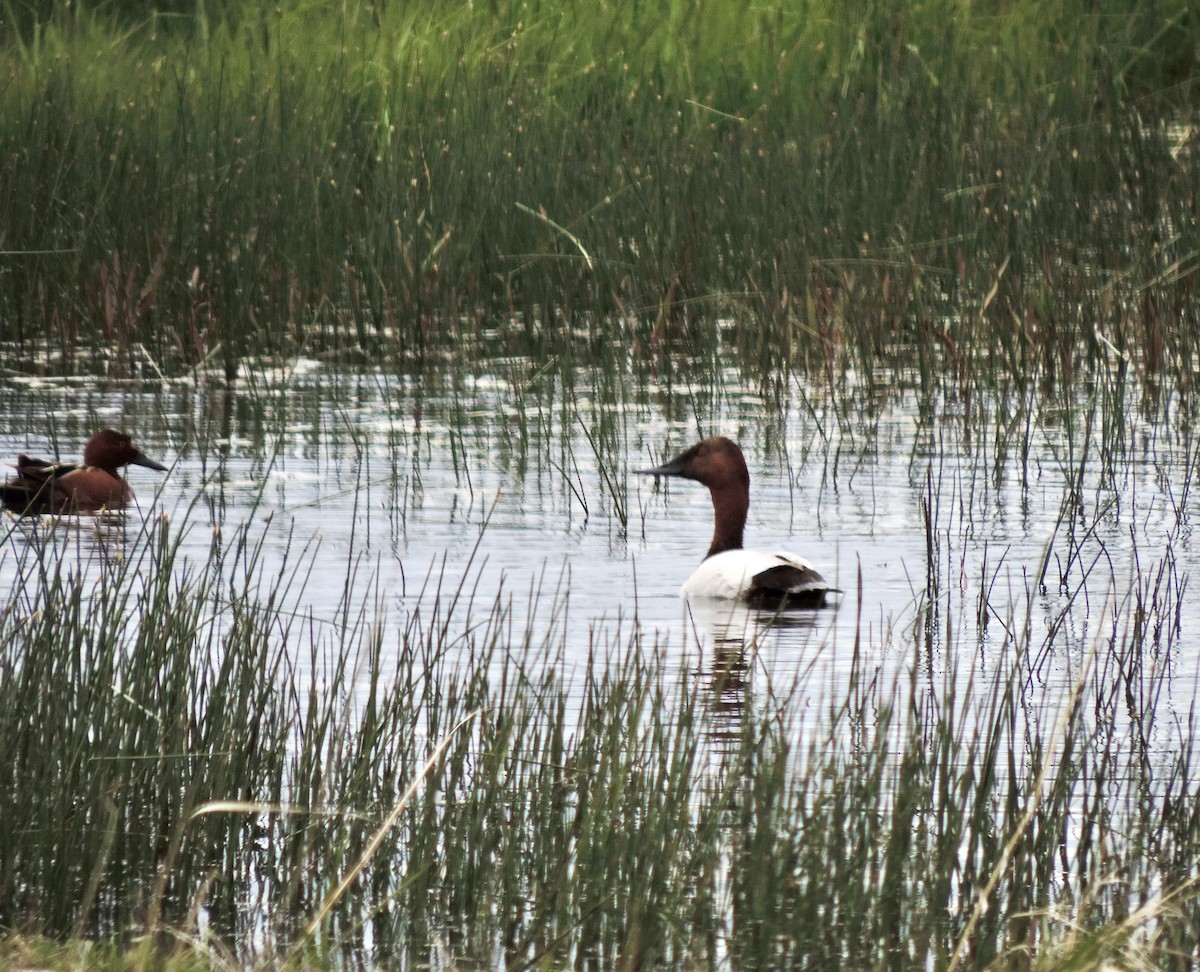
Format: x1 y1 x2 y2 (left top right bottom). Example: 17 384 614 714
0 429 167 515
642 436 834 608
680 549 831 607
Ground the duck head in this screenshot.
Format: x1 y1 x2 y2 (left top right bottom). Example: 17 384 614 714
642 436 750 557
83 429 168 474
642 437 749 489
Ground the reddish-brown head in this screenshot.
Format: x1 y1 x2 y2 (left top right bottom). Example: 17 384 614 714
642 437 750 490
82 429 168 474
641 436 751 558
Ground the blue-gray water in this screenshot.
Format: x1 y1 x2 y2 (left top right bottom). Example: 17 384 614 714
0 358 1195 756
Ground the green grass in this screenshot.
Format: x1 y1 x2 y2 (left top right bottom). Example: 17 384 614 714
0 0 1196 389
0 501 1197 968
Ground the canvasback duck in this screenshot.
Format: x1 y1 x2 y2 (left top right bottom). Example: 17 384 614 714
0 429 167 515
642 436 834 607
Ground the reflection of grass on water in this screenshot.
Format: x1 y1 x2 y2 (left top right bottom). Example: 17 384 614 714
0 0 1197 389
0 508 1196 969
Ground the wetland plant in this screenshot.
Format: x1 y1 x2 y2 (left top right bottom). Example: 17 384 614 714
0 505 1197 968
0 0 1195 394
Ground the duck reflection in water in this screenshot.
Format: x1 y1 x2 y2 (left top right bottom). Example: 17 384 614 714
687 598 823 750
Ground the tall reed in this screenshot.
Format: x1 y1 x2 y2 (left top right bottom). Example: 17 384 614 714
0 0 1195 392
0 505 1197 968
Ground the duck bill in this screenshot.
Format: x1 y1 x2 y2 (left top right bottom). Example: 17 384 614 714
129 450 168 473
640 457 686 478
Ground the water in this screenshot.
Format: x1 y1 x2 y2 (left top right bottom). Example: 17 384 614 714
0 357 1196 755
4 354 1198 963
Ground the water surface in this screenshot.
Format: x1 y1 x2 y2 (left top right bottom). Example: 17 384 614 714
0 357 1194 756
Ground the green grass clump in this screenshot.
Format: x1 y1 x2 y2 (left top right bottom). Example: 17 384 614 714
0 509 1198 968
0 0 1197 389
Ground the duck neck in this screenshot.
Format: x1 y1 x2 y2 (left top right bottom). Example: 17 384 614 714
705 483 748 558
82 448 118 475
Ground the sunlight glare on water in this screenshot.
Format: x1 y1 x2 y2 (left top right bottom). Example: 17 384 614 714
0 358 1196 759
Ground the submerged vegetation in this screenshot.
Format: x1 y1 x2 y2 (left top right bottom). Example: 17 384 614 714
0 0 1196 387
